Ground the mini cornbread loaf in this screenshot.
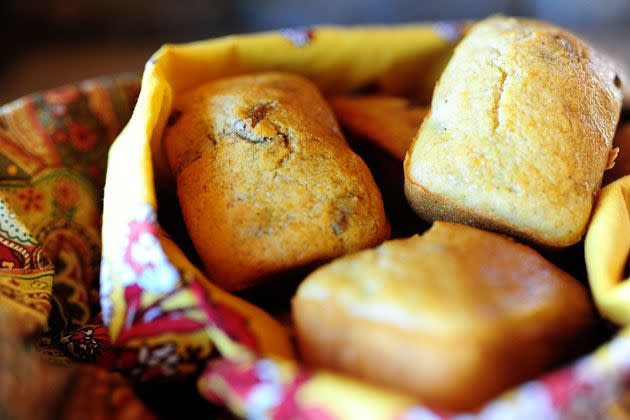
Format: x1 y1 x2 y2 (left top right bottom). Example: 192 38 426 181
329 95 429 161
293 221 594 410
404 16 623 247
164 72 389 290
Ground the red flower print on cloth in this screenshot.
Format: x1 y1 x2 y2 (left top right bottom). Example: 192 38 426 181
541 368 588 409
16 188 43 212
69 121 97 152
272 369 335 420
115 283 207 344
52 176 80 209
190 282 258 353
100 205 212 382
201 359 262 404
209 301 258 351
100 205 179 325
120 206 179 295
60 324 114 367
472 335 630 420
202 358 337 420
280 27 315 47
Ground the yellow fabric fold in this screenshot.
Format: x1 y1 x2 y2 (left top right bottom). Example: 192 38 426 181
103 24 458 364
586 175 630 325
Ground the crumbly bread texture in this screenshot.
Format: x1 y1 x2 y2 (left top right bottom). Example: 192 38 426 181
164 72 389 290
404 16 623 248
329 95 429 160
293 221 594 410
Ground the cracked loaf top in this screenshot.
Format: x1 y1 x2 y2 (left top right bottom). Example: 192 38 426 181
163 72 389 290
404 16 623 248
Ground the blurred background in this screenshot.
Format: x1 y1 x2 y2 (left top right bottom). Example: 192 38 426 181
1 0 629 103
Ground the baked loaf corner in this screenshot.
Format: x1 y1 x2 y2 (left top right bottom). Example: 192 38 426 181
404 16 623 247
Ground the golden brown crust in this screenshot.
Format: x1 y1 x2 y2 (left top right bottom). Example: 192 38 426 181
328 95 428 160
164 72 389 290
295 300 587 411
405 16 623 248
293 221 594 410
403 156 575 248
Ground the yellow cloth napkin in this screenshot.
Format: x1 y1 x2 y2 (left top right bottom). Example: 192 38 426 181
102 24 459 374
586 175 630 325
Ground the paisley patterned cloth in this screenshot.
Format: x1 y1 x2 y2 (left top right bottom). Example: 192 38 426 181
1 22 630 419
0 74 156 419
0 74 140 363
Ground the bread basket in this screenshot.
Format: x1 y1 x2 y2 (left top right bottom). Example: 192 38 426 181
1 23 629 419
